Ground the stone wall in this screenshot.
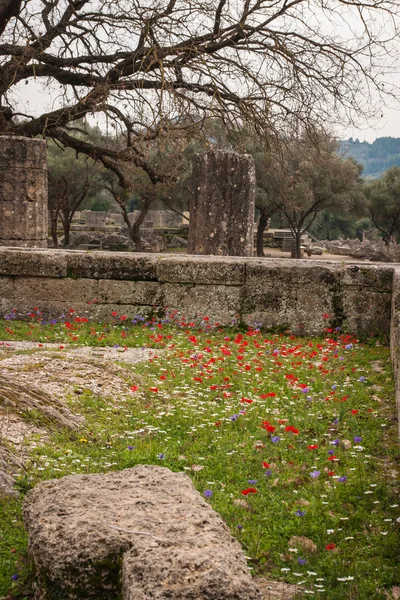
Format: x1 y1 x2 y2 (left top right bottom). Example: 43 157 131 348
390 267 400 438
0 248 393 337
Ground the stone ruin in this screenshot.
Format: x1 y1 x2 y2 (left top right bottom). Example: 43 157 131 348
0 136 48 248
188 150 255 257
23 465 263 600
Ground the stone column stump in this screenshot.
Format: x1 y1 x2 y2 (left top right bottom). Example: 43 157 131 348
0 136 48 248
188 150 255 256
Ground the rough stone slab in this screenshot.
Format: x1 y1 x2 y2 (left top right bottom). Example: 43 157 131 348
0 249 67 277
0 240 48 248
340 264 393 290
245 260 341 290
0 469 18 498
23 465 262 600
163 283 242 324
98 279 163 305
390 268 400 440
65 251 158 281
0 276 14 299
342 290 391 337
14 277 99 303
0 373 84 430
157 255 245 285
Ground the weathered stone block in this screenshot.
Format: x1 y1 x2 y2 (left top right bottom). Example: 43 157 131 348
188 150 255 256
245 260 340 291
340 264 393 291
390 268 400 440
65 251 157 281
0 137 48 247
342 290 391 337
14 277 99 303
157 256 245 285
0 276 14 299
163 283 242 324
98 280 163 305
0 249 67 277
24 466 262 600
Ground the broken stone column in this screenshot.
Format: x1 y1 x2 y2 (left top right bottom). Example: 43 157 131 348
0 136 48 248
188 150 255 256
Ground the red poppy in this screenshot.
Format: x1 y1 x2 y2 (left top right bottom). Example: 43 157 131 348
351 409 359 415
262 462 270 468
285 425 299 434
308 445 318 450
327 455 337 461
214 421 221 427
130 385 138 392
326 543 336 550
241 398 253 404
150 387 158 392
261 421 276 433
241 488 257 495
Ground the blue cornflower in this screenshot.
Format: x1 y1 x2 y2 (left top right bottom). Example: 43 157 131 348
332 438 340 446
264 470 272 476
298 557 307 565
359 376 365 382
353 436 362 443
295 509 306 517
157 453 165 459
203 490 213 498
271 436 280 443
310 470 321 479
127 445 135 451
248 479 257 484
338 476 347 482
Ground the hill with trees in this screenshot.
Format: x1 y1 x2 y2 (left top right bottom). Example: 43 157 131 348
340 137 400 178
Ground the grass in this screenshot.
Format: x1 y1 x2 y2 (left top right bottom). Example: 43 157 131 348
0 312 399 599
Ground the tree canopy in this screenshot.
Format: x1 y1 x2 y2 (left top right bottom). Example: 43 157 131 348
0 0 399 182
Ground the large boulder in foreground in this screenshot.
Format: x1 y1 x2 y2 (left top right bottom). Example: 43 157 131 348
23 465 262 600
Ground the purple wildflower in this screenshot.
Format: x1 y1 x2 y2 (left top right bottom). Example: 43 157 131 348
328 449 335 455
295 509 306 517
127 445 135 451
353 436 362 443
338 476 347 482
332 438 340 446
298 557 307 565
359 376 365 382
264 470 272 476
248 479 257 484
157 453 165 459
310 470 321 479
203 490 213 498
271 436 280 443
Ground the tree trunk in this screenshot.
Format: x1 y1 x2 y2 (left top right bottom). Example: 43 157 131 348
62 218 71 247
128 197 153 251
294 230 302 258
49 210 59 248
256 210 269 257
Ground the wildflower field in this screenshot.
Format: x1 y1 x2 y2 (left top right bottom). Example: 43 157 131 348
0 311 399 599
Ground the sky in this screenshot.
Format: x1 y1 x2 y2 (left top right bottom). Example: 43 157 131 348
8 0 400 145
14 79 400 144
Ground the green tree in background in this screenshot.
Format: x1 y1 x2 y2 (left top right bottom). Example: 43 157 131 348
47 141 105 247
364 166 400 244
